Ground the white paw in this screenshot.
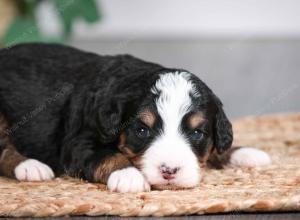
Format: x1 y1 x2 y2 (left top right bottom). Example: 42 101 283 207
14 159 55 181
107 167 150 193
230 147 272 167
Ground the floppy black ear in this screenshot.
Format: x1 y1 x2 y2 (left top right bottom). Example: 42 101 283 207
97 97 126 143
213 98 233 154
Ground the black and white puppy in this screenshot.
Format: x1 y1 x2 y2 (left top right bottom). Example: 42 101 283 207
0 43 271 192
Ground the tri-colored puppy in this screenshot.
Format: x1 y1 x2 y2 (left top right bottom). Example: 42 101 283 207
0 43 271 192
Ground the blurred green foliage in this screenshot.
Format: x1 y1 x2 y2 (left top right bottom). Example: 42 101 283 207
3 0 101 46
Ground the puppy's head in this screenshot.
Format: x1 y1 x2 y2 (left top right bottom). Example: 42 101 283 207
102 71 232 188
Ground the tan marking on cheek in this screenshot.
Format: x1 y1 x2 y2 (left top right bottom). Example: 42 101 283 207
198 144 214 168
118 132 136 158
117 133 146 169
138 109 156 128
188 111 205 129
130 152 145 170
93 153 131 183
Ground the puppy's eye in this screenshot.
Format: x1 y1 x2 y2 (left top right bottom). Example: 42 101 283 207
190 129 204 140
136 127 150 139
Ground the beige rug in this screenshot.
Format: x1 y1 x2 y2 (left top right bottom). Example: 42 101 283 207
0 113 299 217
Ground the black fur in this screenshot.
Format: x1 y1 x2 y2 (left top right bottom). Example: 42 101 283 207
0 43 232 182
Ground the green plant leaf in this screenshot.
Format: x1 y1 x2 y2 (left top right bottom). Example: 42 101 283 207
54 0 101 37
3 17 44 46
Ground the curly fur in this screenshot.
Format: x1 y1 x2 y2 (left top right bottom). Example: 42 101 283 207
0 43 235 188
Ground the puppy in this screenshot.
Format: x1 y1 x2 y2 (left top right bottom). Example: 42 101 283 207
0 43 271 192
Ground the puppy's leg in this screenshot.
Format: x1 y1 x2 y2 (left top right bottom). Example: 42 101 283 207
106 165 150 193
0 136 27 178
208 146 271 168
0 114 54 181
61 134 150 193
229 147 271 167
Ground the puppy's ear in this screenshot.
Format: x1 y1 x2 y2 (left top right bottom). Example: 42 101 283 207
97 98 126 143
213 97 233 154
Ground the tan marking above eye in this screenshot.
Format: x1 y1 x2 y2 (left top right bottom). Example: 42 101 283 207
188 111 205 129
138 109 156 128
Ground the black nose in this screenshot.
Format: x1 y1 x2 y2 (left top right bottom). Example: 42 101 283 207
159 164 180 180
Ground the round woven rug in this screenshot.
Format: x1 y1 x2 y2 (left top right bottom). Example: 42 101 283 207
0 113 299 217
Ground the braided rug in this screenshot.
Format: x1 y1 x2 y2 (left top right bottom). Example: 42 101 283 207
0 113 299 217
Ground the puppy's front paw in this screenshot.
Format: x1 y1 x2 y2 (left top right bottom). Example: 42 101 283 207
14 159 55 181
107 167 150 193
230 147 272 167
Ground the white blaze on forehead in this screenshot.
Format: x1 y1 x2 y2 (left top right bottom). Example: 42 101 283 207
141 72 201 188
151 72 198 133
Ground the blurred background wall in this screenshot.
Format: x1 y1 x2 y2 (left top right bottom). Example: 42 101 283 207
1 0 300 119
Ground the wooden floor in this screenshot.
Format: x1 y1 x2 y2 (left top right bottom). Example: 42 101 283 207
4 212 299 219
